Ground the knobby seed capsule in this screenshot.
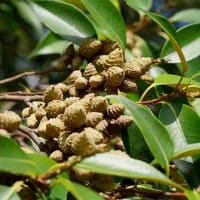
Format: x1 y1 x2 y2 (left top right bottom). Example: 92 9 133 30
107 104 125 119
68 70 82 83
35 107 46 120
86 112 103 127
44 86 63 103
111 115 133 128
95 119 109 132
50 150 64 162
101 40 119 54
55 83 69 94
26 113 39 128
74 76 88 90
64 97 80 107
45 100 65 118
79 38 102 59
84 63 97 78
89 74 104 88
83 127 103 144
68 86 79 97
120 79 137 93
92 55 108 72
0 111 21 132
58 131 71 153
123 62 142 78
91 96 109 114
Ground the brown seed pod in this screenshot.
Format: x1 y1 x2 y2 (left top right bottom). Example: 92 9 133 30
134 57 154 73
106 66 125 87
92 55 108 72
37 118 65 138
68 86 79 97
71 131 96 156
91 96 109 113
58 131 72 153
64 132 80 154
64 97 80 107
64 103 86 129
111 115 133 128
89 74 104 88
44 86 63 103
104 48 124 69
35 107 46 120
123 62 142 78
101 40 119 54
84 63 97 79
83 93 95 99
107 104 125 119
50 150 64 162
120 79 137 93
86 112 103 127
0 111 21 132
79 38 102 59
71 55 83 70
26 113 39 128
68 70 82 83
95 119 109 132
74 76 88 90
45 100 65 118
55 83 69 94
83 127 103 144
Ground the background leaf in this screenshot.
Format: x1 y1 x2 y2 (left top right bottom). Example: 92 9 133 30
29 32 69 58
30 0 96 44
107 95 174 173
0 184 21 200
81 0 126 49
161 23 200 63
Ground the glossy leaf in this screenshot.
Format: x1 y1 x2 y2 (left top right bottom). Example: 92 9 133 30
76 153 178 188
185 190 200 200
81 0 126 49
159 103 200 153
107 95 174 173
125 0 187 72
0 184 21 200
174 143 200 159
52 178 103 200
124 0 152 11
30 0 96 44
161 23 200 63
29 32 69 58
0 136 37 175
170 9 200 23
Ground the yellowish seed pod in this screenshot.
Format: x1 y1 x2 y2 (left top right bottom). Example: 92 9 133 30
79 97 92 113
71 131 96 156
58 131 71 153
92 55 108 72
86 112 103 127
0 111 21 132
106 66 125 87
79 38 102 59
44 86 63 103
123 62 142 78
64 103 86 129
38 118 65 138
65 132 80 154
64 97 80 107
112 115 133 128
50 150 64 162
101 40 119 54
91 174 115 192
68 70 82 83
21 107 31 118
35 107 46 120
26 113 39 128
89 74 104 88
45 100 65 118
95 119 109 132
120 79 137 93
74 76 88 90
107 104 125 119
91 96 109 114
134 57 154 73
84 63 97 79
83 93 95 99
68 86 79 97
104 48 124 69
83 127 103 144
55 83 69 94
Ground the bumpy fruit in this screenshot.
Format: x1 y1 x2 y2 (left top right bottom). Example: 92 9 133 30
86 112 103 127
120 79 137 93
50 150 64 162
83 127 103 144
68 86 79 97
64 97 80 107
91 96 109 113
84 63 97 78
92 55 108 72
68 70 82 83
44 86 63 103
26 113 39 128
45 100 65 118
58 131 71 153
111 115 133 128
107 104 125 119
0 111 21 132
95 119 109 132
55 83 69 94
74 76 88 90
123 62 142 78
89 74 104 88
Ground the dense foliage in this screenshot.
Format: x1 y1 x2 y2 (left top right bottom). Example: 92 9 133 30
1 0 200 199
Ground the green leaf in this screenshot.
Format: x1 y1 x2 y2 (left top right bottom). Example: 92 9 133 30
125 0 187 72
159 103 200 151
185 190 200 200
170 9 200 23
30 0 96 44
81 0 126 49
52 178 103 200
161 23 200 63
11 0 43 35
106 95 174 174
174 143 200 159
0 184 21 200
29 32 69 58
124 0 152 11
0 136 37 175
76 153 178 188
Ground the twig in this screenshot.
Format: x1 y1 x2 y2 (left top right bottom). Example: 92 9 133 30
0 68 67 85
0 91 43 96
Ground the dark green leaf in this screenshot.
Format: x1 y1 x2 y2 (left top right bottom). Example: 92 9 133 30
29 32 69 58
107 95 174 173
30 0 96 44
0 136 37 175
81 0 126 49
161 23 200 63
170 9 200 23
0 184 21 200
76 153 177 187
52 178 103 200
